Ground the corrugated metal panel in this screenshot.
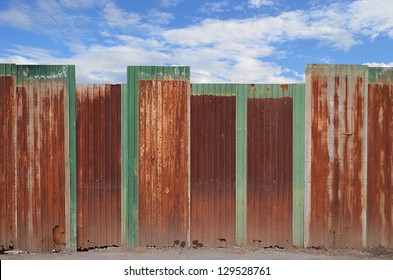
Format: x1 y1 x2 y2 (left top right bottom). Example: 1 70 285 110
76 84 121 250
247 97 293 248
305 64 368 249
1 65 75 252
0 76 17 252
138 79 190 247
367 83 393 248
246 84 305 246
236 83 305 247
190 94 236 247
124 66 190 247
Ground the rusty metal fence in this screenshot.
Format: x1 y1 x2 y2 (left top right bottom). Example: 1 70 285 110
190 84 305 248
1 63 393 252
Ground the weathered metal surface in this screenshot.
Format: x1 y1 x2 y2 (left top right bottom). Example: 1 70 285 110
305 65 368 249
246 97 293 248
367 84 393 248
246 84 306 247
368 67 393 83
190 95 236 247
0 76 17 252
76 84 121 249
124 66 190 248
138 79 190 247
1 65 71 252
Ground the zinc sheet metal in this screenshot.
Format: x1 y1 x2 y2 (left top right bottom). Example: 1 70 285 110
76 84 121 250
1 65 73 252
190 94 236 247
368 67 393 83
0 76 17 252
138 79 190 247
367 84 393 248
305 65 368 249
247 97 293 248
125 66 190 247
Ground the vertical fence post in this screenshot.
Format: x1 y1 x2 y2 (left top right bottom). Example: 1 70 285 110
66 65 77 250
292 84 305 247
235 84 247 246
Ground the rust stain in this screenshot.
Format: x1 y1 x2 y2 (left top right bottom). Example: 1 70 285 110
76 84 122 250
190 95 236 247
0 76 17 252
309 71 365 249
280 84 289 93
250 84 257 96
266 87 272 95
138 80 190 247
367 84 393 248
247 97 293 248
1 77 67 252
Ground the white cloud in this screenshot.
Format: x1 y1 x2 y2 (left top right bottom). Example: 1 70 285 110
162 11 357 50
103 1 140 29
0 55 38 65
0 5 32 29
364 62 393 67
0 0 90 40
147 9 174 25
199 1 229 14
59 0 96 8
348 0 393 39
248 0 274 8
161 0 184 8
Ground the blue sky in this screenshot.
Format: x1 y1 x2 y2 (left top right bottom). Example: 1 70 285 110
1 0 393 83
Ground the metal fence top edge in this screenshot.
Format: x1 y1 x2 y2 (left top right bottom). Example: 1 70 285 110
191 83 305 86
191 83 305 98
305 64 369 73
77 83 123 86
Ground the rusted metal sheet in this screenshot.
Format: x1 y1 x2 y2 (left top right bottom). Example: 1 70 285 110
0 76 17 252
367 84 393 248
138 80 190 247
76 84 122 250
306 65 367 249
1 73 67 252
190 95 236 247
247 97 293 248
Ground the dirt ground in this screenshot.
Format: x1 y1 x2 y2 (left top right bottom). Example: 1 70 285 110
1 245 393 260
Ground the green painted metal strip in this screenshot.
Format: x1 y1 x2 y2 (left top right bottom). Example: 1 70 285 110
67 65 77 250
246 84 293 99
291 84 305 247
125 66 139 248
235 84 248 246
368 67 393 83
121 83 130 246
0 64 17 77
191 83 236 96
